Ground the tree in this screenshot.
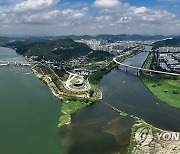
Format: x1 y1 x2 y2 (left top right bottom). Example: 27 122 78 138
89 89 94 97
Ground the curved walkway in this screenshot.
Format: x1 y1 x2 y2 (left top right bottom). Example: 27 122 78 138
63 72 91 92
113 57 180 76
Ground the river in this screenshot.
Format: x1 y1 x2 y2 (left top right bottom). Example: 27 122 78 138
1 46 180 154
58 46 180 154
0 47 65 154
101 51 180 131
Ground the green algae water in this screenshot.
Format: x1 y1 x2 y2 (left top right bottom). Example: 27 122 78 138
0 47 64 154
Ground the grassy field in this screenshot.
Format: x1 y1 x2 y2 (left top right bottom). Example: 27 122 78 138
116 48 143 63
141 52 180 109
141 75 180 109
58 100 92 127
142 52 154 69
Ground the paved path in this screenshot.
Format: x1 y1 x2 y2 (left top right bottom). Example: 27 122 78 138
64 72 91 92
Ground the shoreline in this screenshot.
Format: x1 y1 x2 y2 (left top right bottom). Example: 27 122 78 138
30 64 98 127
31 66 64 99
127 51 180 154
110 50 180 153
140 52 180 109
101 101 180 154
30 48 180 153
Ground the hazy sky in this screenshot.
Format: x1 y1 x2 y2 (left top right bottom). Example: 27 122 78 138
0 0 180 36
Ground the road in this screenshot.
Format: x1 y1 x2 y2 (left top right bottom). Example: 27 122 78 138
113 56 180 76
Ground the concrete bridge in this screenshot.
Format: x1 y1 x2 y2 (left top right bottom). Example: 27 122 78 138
0 61 31 67
113 57 180 77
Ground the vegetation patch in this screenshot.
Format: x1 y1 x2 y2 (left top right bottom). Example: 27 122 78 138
89 61 117 84
141 52 180 109
101 101 160 154
58 114 71 127
141 74 180 109
58 100 92 127
127 119 160 154
116 48 143 63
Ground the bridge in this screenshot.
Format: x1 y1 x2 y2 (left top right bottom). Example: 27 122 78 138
113 57 180 77
0 61 31 67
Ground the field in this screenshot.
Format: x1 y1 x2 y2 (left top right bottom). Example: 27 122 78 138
141 75 180 109
58 100 92 127
141 51 180 109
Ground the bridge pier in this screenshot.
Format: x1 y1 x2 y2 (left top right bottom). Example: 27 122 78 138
137 70 139 76
0 61 31 67
113 57 180 77
125 66 128 73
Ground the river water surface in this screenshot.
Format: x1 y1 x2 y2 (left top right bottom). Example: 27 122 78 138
101 51 180 131
0 47 65 154
59 46 180 154
1 47 180 154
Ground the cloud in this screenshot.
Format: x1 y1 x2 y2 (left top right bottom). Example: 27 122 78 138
13 0 57 12
96 15 112 21
24 10 60 24
93 0 120 8
134 7 148 14
0 0 179 35
157 0 180 2
62 8 87 19
62 2 90 9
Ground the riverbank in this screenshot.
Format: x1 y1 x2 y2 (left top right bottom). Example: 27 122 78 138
129 119 180 154
0 47 66 154
101 49 180 154
31 64 97 127
141 52 180 109
141 75 180 109
31 47 180 153
29 46 144 128
89 47 144 85
101 101 180 154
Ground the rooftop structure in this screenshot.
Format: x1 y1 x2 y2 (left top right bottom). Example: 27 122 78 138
76 39 138 54
157 47 180 73
74 78 84 87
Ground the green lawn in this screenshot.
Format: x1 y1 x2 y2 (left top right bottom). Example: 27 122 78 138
61 100 90 114
141 75 180 109
58 100 92 127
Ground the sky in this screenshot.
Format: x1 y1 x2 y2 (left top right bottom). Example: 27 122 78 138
0 0 180 36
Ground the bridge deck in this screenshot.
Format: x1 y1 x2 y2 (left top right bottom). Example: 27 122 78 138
113 57 180 76
0 61 31 67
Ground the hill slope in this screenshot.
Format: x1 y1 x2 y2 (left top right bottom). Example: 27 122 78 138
95 34 169 41
3 38 48 54
153 37 180 49
26 39 92 61
26 38 112 61
55 34 170 41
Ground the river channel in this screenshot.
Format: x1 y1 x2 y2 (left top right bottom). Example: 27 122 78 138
59 46 180 154
0 47 65 154
1 46 180 154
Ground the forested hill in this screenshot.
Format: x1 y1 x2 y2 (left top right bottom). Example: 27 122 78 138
3 38 112 61
153 37 180 49
26 38 112 61
25 38 92 61
3 39 47 54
